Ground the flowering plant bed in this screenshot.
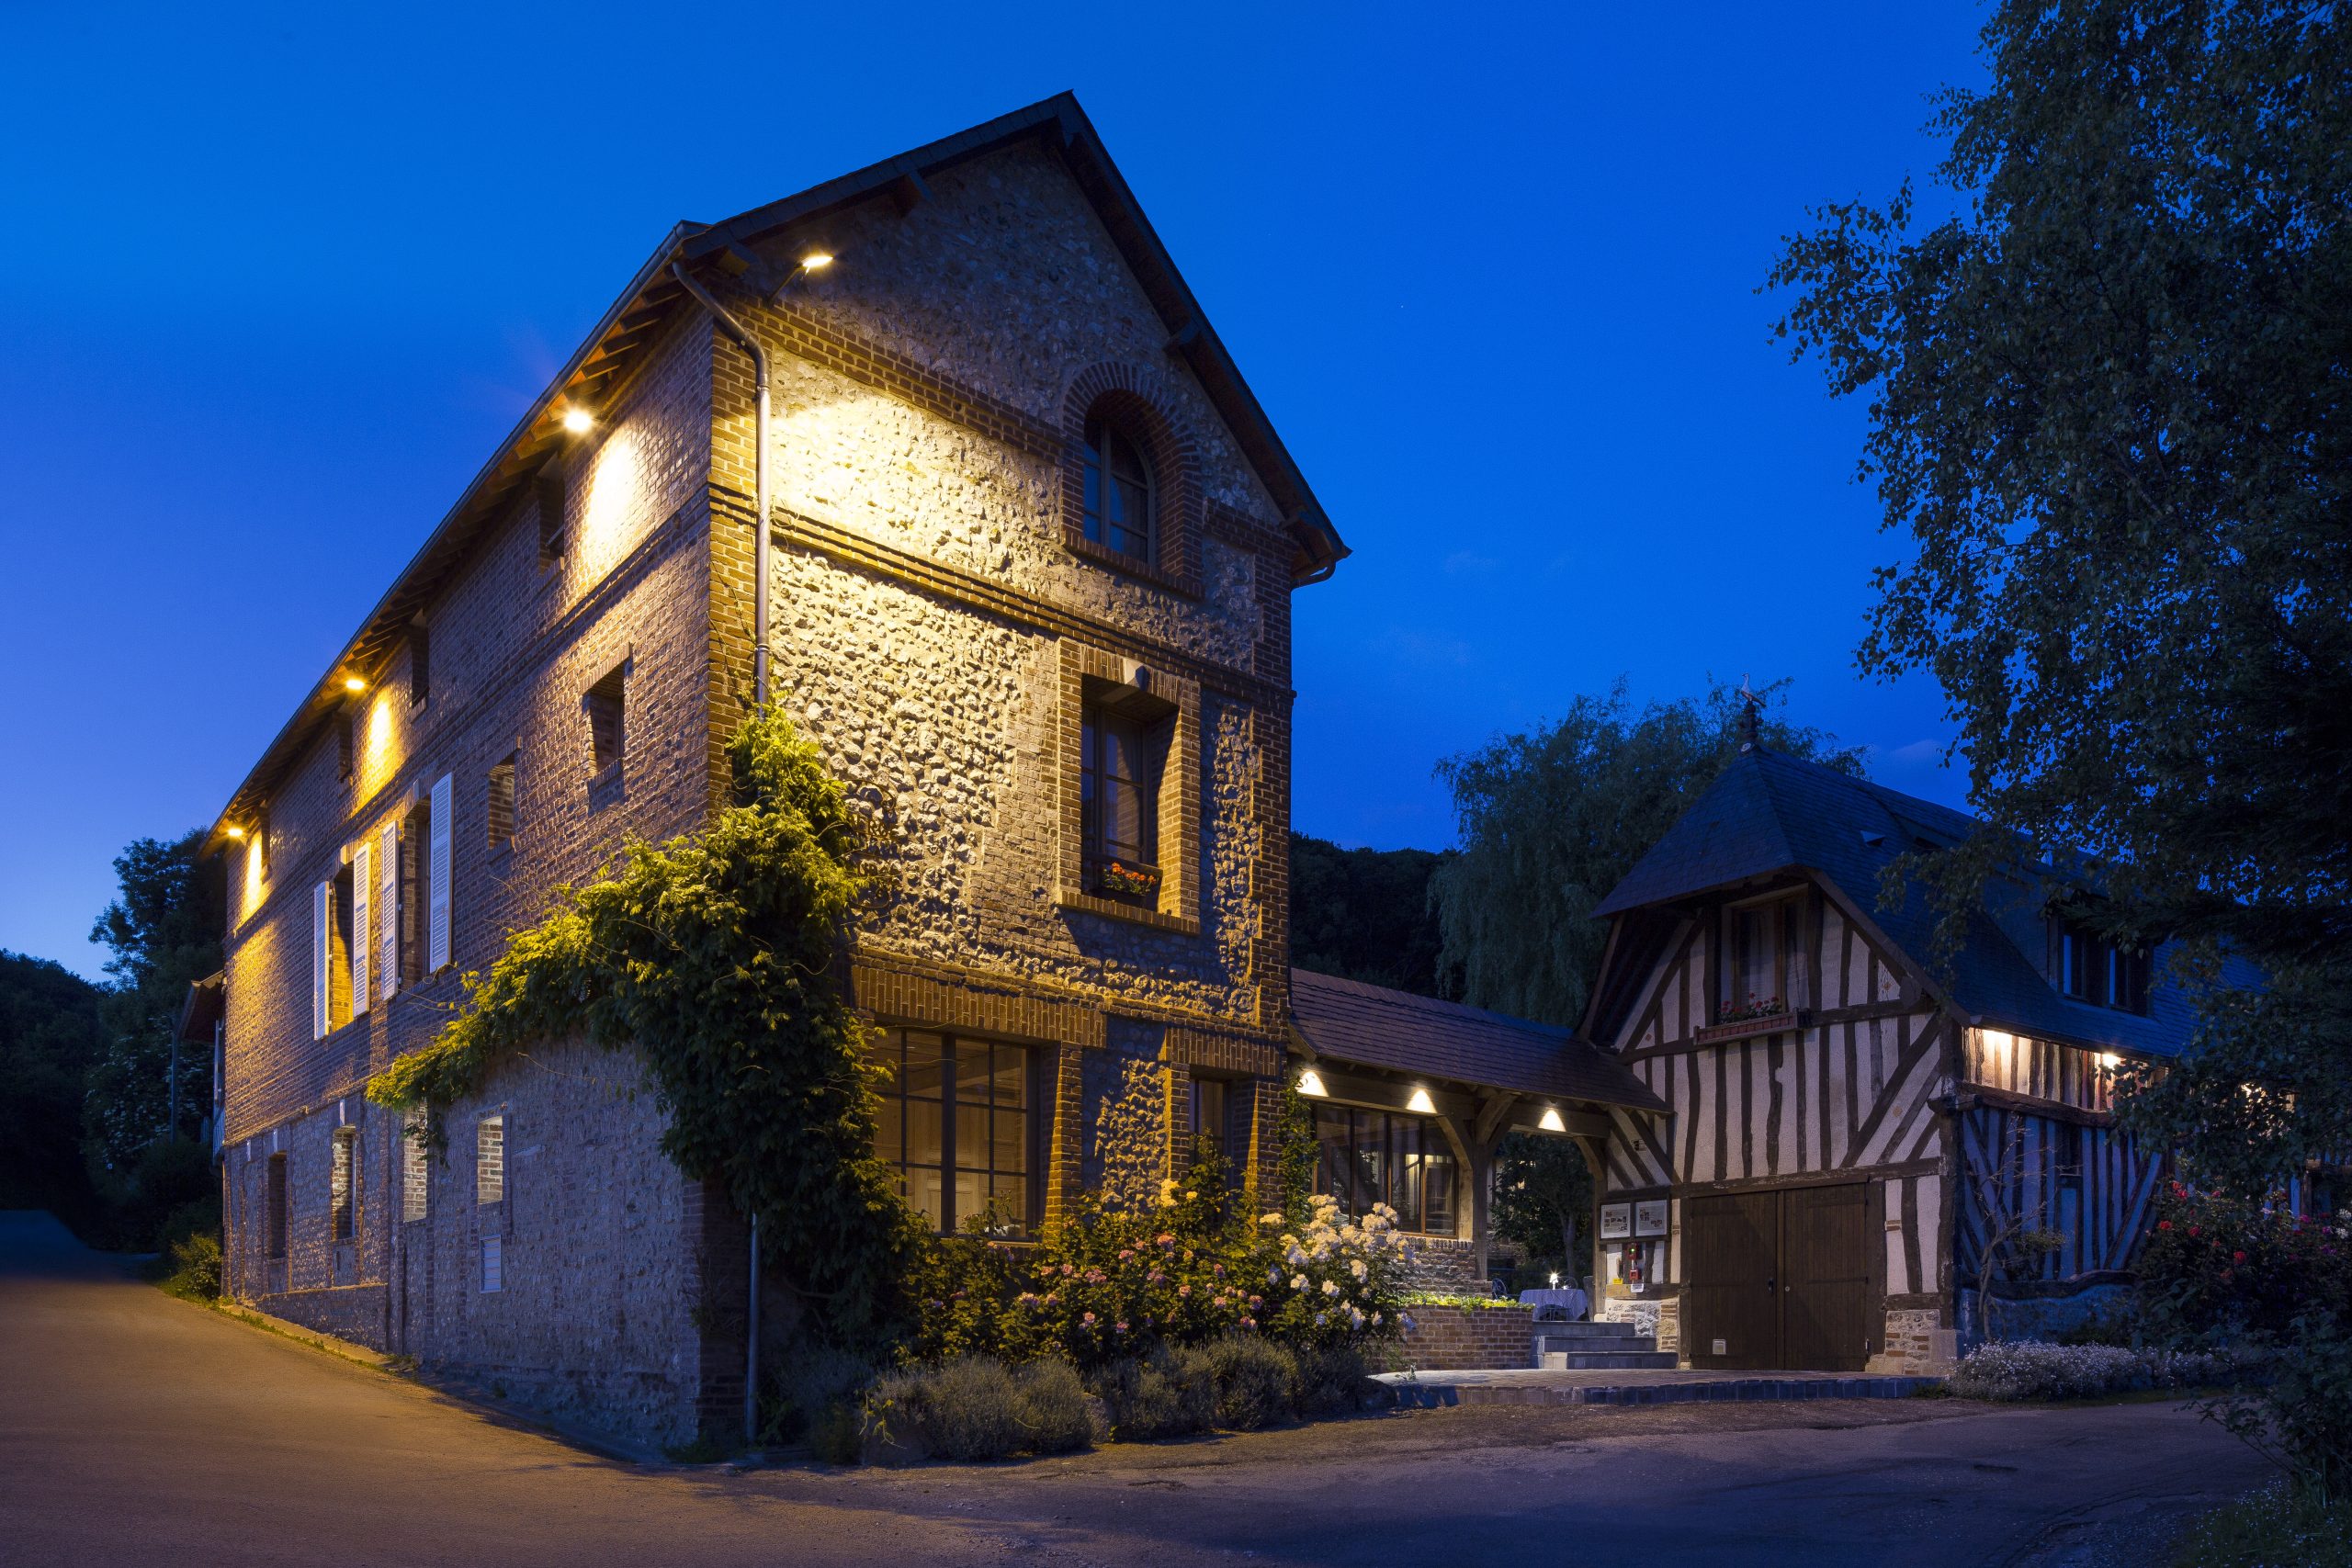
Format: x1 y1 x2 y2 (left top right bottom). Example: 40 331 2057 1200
1695 1005 1803 1043
1090 859 1161 899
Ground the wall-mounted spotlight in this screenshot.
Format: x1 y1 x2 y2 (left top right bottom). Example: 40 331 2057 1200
224 825 246 840
342 676 367 694
561 407 594 434
1538 1106 1567 1133
799 252 835 272
1405 1087 1436 1114
1296 1069 1328 1098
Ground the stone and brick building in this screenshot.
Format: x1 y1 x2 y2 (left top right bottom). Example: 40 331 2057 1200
203 95 1664 1444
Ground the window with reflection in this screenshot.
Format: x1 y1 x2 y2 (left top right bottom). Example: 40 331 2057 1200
1080 694 1170 900
1081 414 1155 563
865 1030 1033 1235
1312 1104 1455 1235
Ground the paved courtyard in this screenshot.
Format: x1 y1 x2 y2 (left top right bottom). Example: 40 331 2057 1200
0 1211 2271 1567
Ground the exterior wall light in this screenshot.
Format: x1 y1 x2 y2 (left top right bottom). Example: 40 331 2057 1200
2098 1052 2121 1069
1296 1069 1327 1098
800 252 834 271
1405 1087 1436 1114
561 407 594 434
1539 1106 1566 1132
224 825 246 840
342 676 367 693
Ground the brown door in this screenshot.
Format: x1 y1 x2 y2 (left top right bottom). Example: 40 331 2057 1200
1681 1183 1873 1371
1781 1183 1874 1371
1682 1191 1781 1369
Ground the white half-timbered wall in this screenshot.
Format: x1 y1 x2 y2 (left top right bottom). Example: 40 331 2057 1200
1600 891 1952 1298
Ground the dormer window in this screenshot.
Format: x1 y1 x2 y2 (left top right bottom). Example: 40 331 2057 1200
1081 414 1155 564
1721 896 1800 1022
2055 921 2150 1015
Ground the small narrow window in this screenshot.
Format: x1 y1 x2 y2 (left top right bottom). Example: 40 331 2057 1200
481 1234 504 1293
585 667 626 773
337 709 356 783
266 1153 288 1259
1081 415 1156 562
330 1127 357 1241
408 623 430 706
398 796 429 987
401 1111 429 1224
487 755 516 852
1722 897 1795 1020
477 1114 505 1205
1189 1077 1228 1162
327 864 356 1031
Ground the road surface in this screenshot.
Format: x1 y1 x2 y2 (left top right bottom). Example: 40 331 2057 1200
0 1211 2270 1566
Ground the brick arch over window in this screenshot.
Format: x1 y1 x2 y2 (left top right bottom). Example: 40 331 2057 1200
1059 364 1204 594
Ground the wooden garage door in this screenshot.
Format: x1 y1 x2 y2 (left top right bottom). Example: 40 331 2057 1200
1682 1183 1873 1371
1682 1190 1781 1370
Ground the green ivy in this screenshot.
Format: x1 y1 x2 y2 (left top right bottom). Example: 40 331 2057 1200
367 707 926 1347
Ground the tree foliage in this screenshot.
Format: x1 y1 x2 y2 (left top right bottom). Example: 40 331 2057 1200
1430 679 1862 1028
368 707 924 1348
0 952 104 1211
1767 0 2352 1190
1287 832 1451 998
85 830 221 1171
1490 1132 1597 1285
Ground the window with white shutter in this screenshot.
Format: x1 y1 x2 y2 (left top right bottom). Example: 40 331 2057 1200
427 772 453 972
311 880 331 1040
377 819 401 1002
480 1234 504 1293
349 840 371 1015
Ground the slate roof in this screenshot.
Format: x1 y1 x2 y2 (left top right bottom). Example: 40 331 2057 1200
1289 969 1667 1111
1589 746 2207 1059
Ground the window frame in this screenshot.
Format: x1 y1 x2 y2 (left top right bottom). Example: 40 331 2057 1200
330 1125 358 1242
865 1029 1039 1239
1081 413 1157 566
1310 1103 1458 1236
584 665 626 776
1080 698 1168 888
1719 893 1800 1021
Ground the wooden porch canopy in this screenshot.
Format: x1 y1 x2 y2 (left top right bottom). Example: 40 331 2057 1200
1287 968 1664 1144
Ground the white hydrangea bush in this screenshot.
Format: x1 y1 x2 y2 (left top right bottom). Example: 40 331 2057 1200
1250 1194 1416 1348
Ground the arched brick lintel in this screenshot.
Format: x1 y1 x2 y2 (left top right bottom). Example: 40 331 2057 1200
1058 362 1204 594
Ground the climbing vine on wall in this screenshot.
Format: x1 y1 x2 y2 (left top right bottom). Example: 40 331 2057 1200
367 707 925 1347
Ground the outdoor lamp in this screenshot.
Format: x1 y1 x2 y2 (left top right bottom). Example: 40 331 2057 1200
1406 1087 1436 1114
341 676 366 693
1539 1106 1566 1132
561 407 594 434
1296 1069 1327 1098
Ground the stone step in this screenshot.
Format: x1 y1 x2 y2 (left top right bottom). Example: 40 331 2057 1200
1532 1321 1651 1338
1537 1333 1657 1356
1538 1349 1682 1371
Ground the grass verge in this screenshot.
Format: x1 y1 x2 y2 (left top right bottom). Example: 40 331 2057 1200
2174 1483 2352 1567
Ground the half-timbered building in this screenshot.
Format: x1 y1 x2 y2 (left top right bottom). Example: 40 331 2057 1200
1578 719 2198 1375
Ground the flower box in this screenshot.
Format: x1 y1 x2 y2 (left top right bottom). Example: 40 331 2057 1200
1089 859 1161 900
1694 1010 1805 1045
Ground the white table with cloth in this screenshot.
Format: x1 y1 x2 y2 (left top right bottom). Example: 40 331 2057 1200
1517 1286 1589 1320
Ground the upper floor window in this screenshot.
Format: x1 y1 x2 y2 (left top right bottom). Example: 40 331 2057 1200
585 665 626 775
1722 897 1799 1021
2055 921 2151 1015
408 623 431 706
1081 698 1168 897
1081 414 1155 564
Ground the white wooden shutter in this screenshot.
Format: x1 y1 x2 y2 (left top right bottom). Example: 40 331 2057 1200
349 840 371 1015
377 819 401 1001
427 772 453 972
311 879 331 1040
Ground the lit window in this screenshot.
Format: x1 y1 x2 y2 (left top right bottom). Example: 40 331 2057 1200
865 1031 1030 1236
1081 699 1168 897
1081 414 1155 563
1312 1105 1454 1235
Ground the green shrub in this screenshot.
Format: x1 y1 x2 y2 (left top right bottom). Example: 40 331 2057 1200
762 1341 877 1448
155 1230 221 1302
1092 1349 1215 1440
1198 1334 1298 1429
859 1354 1097 1462
1292 1344 1374 1416
2174 1483 2352 1568
1010 1359 1097 1454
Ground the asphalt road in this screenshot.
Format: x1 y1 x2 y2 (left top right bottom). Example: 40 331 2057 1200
0 1211 2272 1567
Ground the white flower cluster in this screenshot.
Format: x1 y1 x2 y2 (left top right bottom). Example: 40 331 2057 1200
1947 1338 2255 1401
1255 1194 1410 1338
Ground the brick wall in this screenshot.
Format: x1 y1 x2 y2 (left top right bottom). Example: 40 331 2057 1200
1394 1304 1536 1371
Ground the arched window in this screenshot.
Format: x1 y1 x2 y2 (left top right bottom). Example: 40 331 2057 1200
1081 413 1155 562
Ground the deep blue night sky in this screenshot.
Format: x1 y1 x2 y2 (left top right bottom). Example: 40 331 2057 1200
0 3 1988 979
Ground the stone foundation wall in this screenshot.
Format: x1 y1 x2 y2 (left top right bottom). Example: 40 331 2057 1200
257 1282 390 1346
1598 1293 1680 1355
1394 1304 1535 1371
1396 1235 1485 1292
1868 1307 1956 1375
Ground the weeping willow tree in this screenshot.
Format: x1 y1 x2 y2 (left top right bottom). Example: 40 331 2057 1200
1430 679 1861 1030
369 707 926 1348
